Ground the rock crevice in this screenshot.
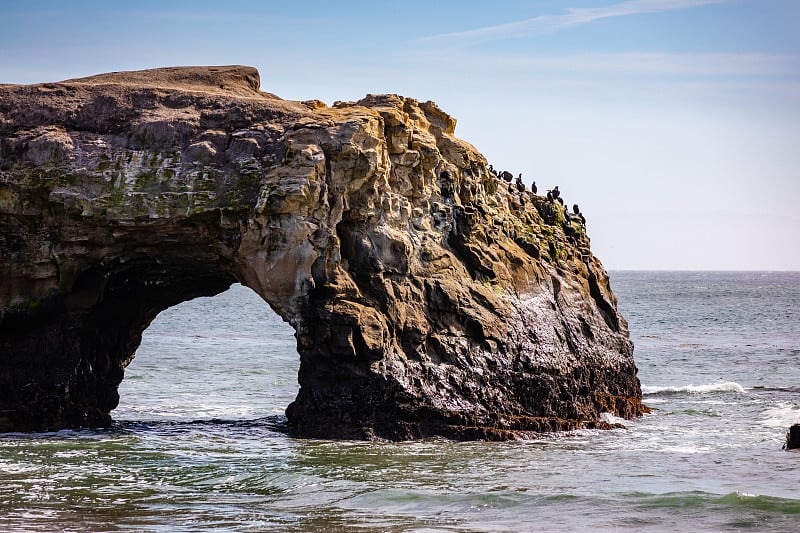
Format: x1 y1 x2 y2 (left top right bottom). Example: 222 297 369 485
0 66 646 439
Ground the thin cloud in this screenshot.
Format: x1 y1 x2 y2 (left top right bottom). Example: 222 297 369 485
420 0 733 44
481 52 800 78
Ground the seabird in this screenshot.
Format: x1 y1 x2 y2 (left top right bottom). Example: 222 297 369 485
515 174 525 193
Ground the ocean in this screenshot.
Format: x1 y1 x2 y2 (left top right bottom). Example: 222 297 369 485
1 271 798 532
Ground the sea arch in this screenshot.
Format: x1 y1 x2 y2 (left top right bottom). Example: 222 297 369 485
0 66 646 440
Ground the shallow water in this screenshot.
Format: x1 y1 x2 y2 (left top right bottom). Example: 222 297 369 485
1 272 798 532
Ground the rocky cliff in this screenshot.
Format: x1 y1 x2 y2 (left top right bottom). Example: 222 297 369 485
0 66 646 439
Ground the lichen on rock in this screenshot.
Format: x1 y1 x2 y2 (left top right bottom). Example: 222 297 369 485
0 65 647 439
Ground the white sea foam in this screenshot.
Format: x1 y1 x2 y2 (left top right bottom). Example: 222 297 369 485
760 402 800 428
642 382 746 395
661 444 712 454
599 412 628 425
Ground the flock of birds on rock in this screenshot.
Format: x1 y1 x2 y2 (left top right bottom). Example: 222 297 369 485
487 164 586 226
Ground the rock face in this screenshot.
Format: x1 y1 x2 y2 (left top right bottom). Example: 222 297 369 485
785 423 800 450
0 66 646 439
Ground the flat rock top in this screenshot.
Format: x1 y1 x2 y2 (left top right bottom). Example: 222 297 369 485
7 65 276 99
0 66 321 131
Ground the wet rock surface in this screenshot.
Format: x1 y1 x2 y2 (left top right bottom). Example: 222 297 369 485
0 66 646 439
785 423 800 450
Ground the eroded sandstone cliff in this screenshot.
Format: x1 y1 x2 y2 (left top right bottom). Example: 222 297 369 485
0 65 646 439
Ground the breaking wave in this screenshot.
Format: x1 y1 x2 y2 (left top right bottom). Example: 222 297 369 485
642 382 746 395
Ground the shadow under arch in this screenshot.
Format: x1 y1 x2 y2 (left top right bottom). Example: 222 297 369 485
115 283 299 423
0 223 312 434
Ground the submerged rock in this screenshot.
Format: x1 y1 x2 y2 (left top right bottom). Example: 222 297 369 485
0 66 647 439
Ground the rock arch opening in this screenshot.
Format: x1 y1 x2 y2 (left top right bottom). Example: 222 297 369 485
116 283 299 423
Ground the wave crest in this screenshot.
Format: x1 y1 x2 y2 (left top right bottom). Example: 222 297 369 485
642 381 746 395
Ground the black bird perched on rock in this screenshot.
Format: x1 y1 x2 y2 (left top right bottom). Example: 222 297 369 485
501 171 513 183
552 185 560 199
515 173 525 193
546 190 553 202
570 203 586 225
531 181 537 194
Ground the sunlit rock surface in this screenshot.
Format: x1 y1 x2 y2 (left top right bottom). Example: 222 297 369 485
0 66 646 439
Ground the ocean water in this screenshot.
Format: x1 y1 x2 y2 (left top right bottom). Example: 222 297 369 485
1 271 798 532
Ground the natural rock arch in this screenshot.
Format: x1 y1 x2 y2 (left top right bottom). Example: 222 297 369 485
0 66 646 439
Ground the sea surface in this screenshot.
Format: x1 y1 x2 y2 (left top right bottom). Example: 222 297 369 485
1 271 798 532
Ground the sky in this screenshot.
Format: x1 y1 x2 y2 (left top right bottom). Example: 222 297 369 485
1 0 798 270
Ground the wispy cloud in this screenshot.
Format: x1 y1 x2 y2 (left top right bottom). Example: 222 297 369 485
420 0 732 44
479 52 800 78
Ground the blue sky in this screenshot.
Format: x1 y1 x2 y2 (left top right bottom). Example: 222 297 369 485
2 0 798 269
